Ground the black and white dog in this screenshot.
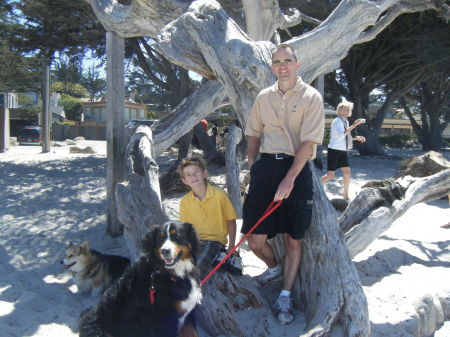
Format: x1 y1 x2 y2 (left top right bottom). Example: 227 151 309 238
79 221 202 337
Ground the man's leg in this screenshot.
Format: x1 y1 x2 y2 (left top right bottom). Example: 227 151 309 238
341 166 351 200
247 233 277 268
282 234 302 291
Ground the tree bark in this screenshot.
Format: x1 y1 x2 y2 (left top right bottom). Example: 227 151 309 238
225 125 242 218
115 126 168 262
344 169 450 257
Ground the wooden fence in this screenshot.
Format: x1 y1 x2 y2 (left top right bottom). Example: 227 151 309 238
52 122 106 141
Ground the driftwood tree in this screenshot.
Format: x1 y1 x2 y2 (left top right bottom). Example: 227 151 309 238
86 0 450 336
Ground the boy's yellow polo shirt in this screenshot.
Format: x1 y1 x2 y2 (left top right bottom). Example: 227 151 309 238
179 184 237 245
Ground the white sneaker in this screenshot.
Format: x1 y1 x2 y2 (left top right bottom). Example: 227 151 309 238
254 265 282 287
273 295 294 325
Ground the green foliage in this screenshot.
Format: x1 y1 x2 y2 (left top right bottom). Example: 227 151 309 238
52 57 83 86
60 94 82 120
146 110 157 119
81 64 106 97
17 93 34 107
379 134 419 148
8 0 105 58
9 107 41 120
52 81 88 98
322 128 331 147
0 41 41 91
214 114 236 127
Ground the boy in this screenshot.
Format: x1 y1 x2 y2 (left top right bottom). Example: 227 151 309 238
178 158 242 277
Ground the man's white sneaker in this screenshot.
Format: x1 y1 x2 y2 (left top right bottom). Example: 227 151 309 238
273 295 294 325
254 265 282 287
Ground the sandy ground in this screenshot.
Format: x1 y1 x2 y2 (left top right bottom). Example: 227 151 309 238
0 140 449 337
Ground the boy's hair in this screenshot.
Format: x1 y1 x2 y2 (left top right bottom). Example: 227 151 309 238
336 101 354 116
177 157 207 183
271 43 298 61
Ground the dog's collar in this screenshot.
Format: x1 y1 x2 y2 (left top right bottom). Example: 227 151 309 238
149 270 180 304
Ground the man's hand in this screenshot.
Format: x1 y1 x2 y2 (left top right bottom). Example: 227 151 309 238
354 136 366 143
274 176 295 201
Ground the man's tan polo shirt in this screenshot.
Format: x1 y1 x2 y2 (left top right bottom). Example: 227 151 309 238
245 77 324 158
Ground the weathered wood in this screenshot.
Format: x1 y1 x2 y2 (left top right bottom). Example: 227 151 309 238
115 126 168 262
106 31 126 237
242 0 303 41
396 150 450 178
344 169 450 257
197 273 266 337
225 125 243 218
87 0 448 155
153 80 225 156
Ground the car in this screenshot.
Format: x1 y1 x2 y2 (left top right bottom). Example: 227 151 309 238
125 119 157 129
19 126 42 145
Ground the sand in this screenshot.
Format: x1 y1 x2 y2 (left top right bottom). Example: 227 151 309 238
0 140 449 337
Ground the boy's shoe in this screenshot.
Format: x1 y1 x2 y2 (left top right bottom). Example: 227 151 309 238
273 295 294 325
254 265 282 287
212 247 228 271
227 252 243 276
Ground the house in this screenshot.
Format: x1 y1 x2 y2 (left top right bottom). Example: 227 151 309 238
82 97 147 122
7 92 65 137
0 92 18 109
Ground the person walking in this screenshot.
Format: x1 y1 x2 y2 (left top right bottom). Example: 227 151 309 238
320 101 366 200
242 43 324 325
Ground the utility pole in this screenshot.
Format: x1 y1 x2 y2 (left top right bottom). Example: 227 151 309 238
0 94 9 153
41 54 51 153
106 31 126 237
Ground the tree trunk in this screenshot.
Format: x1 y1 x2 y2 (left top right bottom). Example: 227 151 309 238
225 125 242 217
115 126 168 262
343 169 450 257
153 80 225 157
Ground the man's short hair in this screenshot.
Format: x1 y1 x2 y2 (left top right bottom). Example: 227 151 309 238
336 101 354 116
177 157 207 178
271 43 298 61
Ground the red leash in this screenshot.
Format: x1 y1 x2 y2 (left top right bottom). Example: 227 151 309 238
200 200 283 287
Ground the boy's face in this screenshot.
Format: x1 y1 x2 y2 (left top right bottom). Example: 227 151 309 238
181 164 207 189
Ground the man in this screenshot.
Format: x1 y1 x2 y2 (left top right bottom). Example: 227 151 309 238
242 43 324 325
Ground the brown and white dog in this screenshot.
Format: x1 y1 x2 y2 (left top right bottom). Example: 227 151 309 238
61 241 130 296
79 221 202 337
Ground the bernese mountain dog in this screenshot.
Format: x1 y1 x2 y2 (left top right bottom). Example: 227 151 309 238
79 221 202 337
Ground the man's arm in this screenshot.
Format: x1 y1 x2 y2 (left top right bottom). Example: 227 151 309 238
247 136 261 169
274 140 316 202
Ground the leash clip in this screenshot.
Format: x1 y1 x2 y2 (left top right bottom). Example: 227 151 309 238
149 286 155 304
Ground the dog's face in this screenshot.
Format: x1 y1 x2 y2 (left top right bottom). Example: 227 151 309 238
61 241 92 273
143 221 199 277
